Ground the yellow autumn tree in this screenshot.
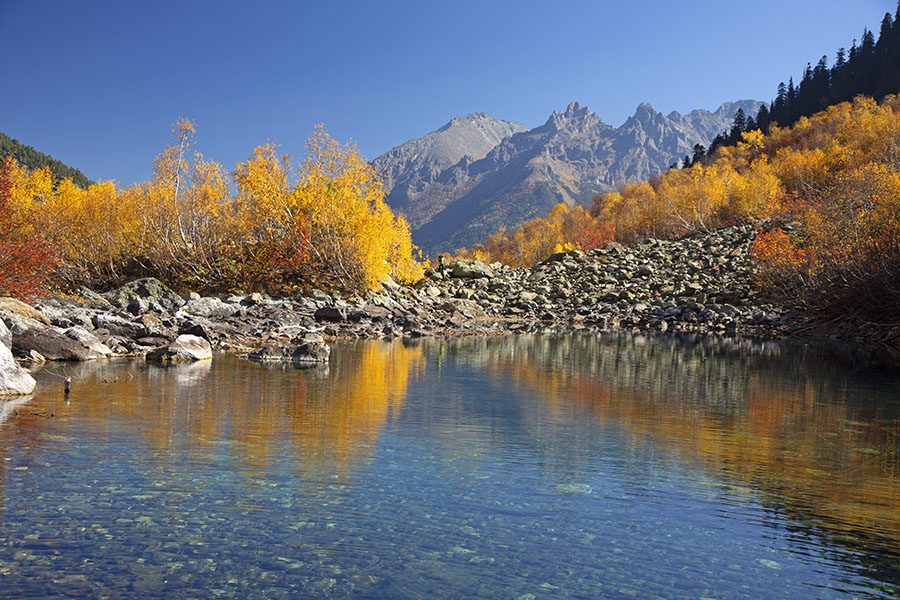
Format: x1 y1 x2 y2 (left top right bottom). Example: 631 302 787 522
235 125 420 292
129 118 237 288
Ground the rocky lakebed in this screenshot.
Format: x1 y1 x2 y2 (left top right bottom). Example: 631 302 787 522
2 223 898 395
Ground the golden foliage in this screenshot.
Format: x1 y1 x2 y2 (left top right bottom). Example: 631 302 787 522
460 203 612 267
233 125 421 291
3 122 421 294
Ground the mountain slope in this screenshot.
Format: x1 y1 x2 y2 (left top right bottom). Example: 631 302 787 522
0 132 93 188
374 100 761 254
370 113 528 228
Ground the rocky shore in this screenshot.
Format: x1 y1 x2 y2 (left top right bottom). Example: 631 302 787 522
1 223 898 392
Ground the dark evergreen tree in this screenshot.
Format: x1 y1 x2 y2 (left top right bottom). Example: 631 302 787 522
704 6 900 156
728 108 746 144
755 104 771 131
691 143 706 165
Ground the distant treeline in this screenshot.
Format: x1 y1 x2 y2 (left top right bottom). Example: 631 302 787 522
683 3 900 167
0 132 92 189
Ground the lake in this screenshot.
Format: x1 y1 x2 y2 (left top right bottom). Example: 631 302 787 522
1 334 899 599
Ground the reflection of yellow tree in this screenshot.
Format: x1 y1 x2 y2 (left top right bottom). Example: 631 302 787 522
292 341 424 481
478 334 900 546
18 342 424 489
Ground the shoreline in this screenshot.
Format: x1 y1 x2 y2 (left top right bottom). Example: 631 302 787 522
2 223 899 382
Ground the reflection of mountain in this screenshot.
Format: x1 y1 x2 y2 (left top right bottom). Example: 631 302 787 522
403 334 900 582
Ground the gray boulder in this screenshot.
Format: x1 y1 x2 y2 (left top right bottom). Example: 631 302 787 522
0 319 10 349
109 278 185 311
182 297 238 319
147 334 212 361
248 340 330 363
0 341 35 395
447 260 495 279
64 327 114 357
314 307 346 322
12 327 107 361
92 313 148 339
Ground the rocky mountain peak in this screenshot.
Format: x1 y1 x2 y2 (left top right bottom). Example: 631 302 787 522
626 103 665 126
374 99 762 254
544 101 607 133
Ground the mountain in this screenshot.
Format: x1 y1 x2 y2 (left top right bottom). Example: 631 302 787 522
370 113 528 229
373 100 761 254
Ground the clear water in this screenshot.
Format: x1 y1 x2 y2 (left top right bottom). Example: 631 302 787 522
1 334 899 599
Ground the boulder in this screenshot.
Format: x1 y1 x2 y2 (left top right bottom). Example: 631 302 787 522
146 334 212 362
447 260 495 279
12 327 107 361
183 297 237 319
441 298 487 319
0 341 35 395
0 319 10 349
248 340 330 363
64 327 114 357
92 313 148 339
109 278 185 311
314 307 346 322
178 317 220 342
74 287 113 309
0 297 51 326
126 298 149 315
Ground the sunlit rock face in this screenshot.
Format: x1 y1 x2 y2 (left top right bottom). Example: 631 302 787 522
0 340 35 395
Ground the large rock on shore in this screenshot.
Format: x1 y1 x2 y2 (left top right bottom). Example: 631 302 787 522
0 319 10 349
64 327 113 357
0 297 51 328
109 278 185 312
147 334 213 361
447 260 495 279
0 341 35 395
12 327 108 361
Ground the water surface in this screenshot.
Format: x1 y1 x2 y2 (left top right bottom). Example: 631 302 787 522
1 334 899 599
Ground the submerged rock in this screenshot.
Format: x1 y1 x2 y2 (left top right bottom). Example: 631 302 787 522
248 340 330 364
146 334 212 361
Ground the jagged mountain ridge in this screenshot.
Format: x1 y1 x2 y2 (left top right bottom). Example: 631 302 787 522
373 100 762 254
370 113 528 229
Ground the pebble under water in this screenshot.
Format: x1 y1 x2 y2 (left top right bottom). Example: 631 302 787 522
1 333 899 599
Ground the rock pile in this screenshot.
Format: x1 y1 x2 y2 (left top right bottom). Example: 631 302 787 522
0 224 796 379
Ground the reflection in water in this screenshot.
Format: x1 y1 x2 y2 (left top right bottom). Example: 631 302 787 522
411 333 900 593
0 395 32 427
14 342 423 485
0 334 898 599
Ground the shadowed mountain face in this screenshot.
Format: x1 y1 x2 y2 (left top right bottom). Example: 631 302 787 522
372 100 762 254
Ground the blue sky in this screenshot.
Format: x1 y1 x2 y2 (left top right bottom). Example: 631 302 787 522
1 0 894 185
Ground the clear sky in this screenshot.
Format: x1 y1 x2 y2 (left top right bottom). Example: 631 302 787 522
1 0 895 185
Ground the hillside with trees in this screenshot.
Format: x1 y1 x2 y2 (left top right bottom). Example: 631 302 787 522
0 122 421 299
0 132 92 189
463 95 900 320
697 3 900 161
463 5 900 322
